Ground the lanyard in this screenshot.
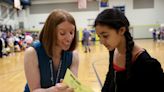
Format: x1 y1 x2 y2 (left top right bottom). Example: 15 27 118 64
49 59 62 85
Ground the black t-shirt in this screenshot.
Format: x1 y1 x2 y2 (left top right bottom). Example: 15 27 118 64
102 50 164 92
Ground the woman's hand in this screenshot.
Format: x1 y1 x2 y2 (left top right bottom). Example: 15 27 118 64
55 83 74 92
55 79 74 92
47 83 73 92
32 81 73 92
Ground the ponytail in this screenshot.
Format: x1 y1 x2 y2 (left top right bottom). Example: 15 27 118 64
102 50 115 92
124 28 134 78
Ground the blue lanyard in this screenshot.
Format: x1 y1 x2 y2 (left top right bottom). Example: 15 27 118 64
49 59 62 85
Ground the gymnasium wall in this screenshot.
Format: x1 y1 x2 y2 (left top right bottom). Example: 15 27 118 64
2 0 164 39
108 0 163 39
0 3 19 29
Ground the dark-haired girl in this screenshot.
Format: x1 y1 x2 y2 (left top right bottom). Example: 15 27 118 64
94 8 164 92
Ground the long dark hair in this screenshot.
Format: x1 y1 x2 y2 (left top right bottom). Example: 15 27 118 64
94 8 134 90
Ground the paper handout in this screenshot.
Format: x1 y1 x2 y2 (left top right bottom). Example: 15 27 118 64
63 69 94 92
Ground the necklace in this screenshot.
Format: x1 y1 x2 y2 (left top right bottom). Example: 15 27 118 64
49 59 62 85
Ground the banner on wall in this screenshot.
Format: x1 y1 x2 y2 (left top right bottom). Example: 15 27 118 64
14 0 22 10
78 0 87 9
100 0 109 7
113 6 125 14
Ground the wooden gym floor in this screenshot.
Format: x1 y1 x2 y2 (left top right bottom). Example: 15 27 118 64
0 39 164 92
